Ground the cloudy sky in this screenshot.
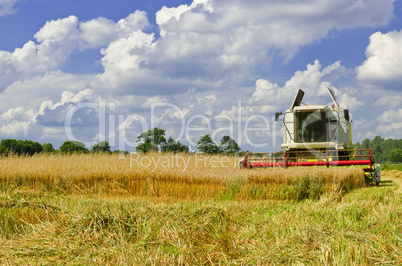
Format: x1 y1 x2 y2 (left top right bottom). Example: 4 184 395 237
1 0 402 151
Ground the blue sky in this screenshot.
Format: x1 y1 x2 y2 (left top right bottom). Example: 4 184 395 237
0 0 402 151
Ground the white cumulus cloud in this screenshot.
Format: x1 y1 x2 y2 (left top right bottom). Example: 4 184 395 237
375 109 402 138
357 30 402 84
79 10 149 49
0 16 82 90
0 0 400 147
251 60 344 108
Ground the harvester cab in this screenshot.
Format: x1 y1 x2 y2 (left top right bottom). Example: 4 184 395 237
278 88 351 153
241 88 380 186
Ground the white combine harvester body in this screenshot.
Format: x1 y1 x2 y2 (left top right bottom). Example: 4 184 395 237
241 87 380 186
280 88 352 152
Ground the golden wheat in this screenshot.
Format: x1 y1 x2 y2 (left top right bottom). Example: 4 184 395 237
0 154 399 264
0 152 366 200
382 170 402 179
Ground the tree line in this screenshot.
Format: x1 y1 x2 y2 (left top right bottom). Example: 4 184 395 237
0 138 118 156
134 128 241 155
0 127 243 156
1 131 401 162
354 136 402 163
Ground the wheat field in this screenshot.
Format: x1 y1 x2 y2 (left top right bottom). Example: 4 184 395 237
0 153 401 264
0 152 366 200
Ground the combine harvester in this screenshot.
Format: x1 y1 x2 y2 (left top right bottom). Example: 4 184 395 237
240 88 380 185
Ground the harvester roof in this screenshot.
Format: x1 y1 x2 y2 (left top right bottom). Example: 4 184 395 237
292 105 329 112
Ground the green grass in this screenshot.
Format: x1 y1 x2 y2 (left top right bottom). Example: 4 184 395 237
0 174 401 264
381 163 402 171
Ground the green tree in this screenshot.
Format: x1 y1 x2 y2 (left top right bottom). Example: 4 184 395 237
381 139 398 161
92 141 111 153
361 138 370 149
136 128 167 153
0 139 42 156
0 146 8 155
354 136 402 163
387 149 402 163
398 139 402 149
0 139 17 153
161 137 189 153
197 134 221 154
353 142 361 149
60 141 88 154
42 143 55 153
20 140 43 155
371 136 384 162
219 136 240 155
